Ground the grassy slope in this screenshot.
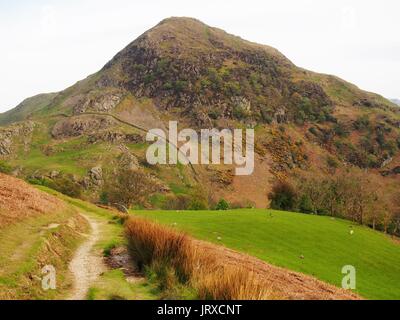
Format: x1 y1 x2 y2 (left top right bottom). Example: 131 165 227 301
0 93 57 126
134 209 400 300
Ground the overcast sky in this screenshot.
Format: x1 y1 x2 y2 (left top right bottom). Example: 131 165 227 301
0 0 399 112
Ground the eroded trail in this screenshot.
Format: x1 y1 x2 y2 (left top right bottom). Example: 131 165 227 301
67 214 106 300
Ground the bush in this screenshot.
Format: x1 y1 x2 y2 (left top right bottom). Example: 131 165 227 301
28 175 82 198
333 122 349 137
162 193 208 211
99 192 109 205
268 180 297 211
189 198 208 210
326 156 339 169
0 161 12 174
103 242 118 257
308 127 319 136
162 194 192 210
215 199 229 211
297 195 314 214
53 176 82 198
230 200 256 209
174 80 188 92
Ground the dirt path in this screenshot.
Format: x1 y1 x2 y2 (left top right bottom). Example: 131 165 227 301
67 214 106 300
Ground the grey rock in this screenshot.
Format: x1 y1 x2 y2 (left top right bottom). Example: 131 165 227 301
0 122 34 155
119 152 140 171
49 170 60 179
52 116 115 139
74 91 124 114
90 166 103 181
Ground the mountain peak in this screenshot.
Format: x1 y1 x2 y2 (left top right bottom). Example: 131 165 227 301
157 16 207 27
109 17 290 64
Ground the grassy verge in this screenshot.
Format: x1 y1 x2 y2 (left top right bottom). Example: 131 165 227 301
133 209 400 300
0 206 88 299
87 269 157 300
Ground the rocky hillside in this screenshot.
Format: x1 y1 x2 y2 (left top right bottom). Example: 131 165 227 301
0 17 399 208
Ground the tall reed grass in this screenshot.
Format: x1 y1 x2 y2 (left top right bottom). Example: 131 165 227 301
125 217 270 300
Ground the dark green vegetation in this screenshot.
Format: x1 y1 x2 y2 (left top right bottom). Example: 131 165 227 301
134 209 400 300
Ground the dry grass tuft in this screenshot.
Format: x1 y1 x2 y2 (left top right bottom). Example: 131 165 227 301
125 217 271 300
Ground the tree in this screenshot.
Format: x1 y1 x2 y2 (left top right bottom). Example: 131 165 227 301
391 200 400 236
295 172 329 214
105 169 158 209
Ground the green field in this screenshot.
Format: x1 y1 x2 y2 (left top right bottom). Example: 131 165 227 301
133 209 400 300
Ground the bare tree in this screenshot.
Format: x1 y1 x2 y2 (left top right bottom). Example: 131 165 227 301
105 169 159 209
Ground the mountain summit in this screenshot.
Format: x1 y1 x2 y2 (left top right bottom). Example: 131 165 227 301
1 17 396 127
0 17 399 208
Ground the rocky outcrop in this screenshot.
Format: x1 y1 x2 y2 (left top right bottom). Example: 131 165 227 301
82 166 103 189
73 90 125 114
118 151 140 171
0 133 13 156
89 166 103 186
87 131 144 144
52 116 116 139
49 170 60 179
0 122 34 156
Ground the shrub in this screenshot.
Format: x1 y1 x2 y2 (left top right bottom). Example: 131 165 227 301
333 122 349 137
162 193 209 211
99 192 109 205
230 200 256 209
308 127 319 136
28 175 82 198
354 115 371 131
162 194 192 210
215 199 229 211
103 242 118 257
174 80 188 92
268 180 297 211
53 176 82 198
298 194 313 214
189 198 208 210
0 161 12 174
163 82 174 90
326 156 339 169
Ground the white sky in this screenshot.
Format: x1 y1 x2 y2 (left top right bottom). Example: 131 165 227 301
0 0 399 112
